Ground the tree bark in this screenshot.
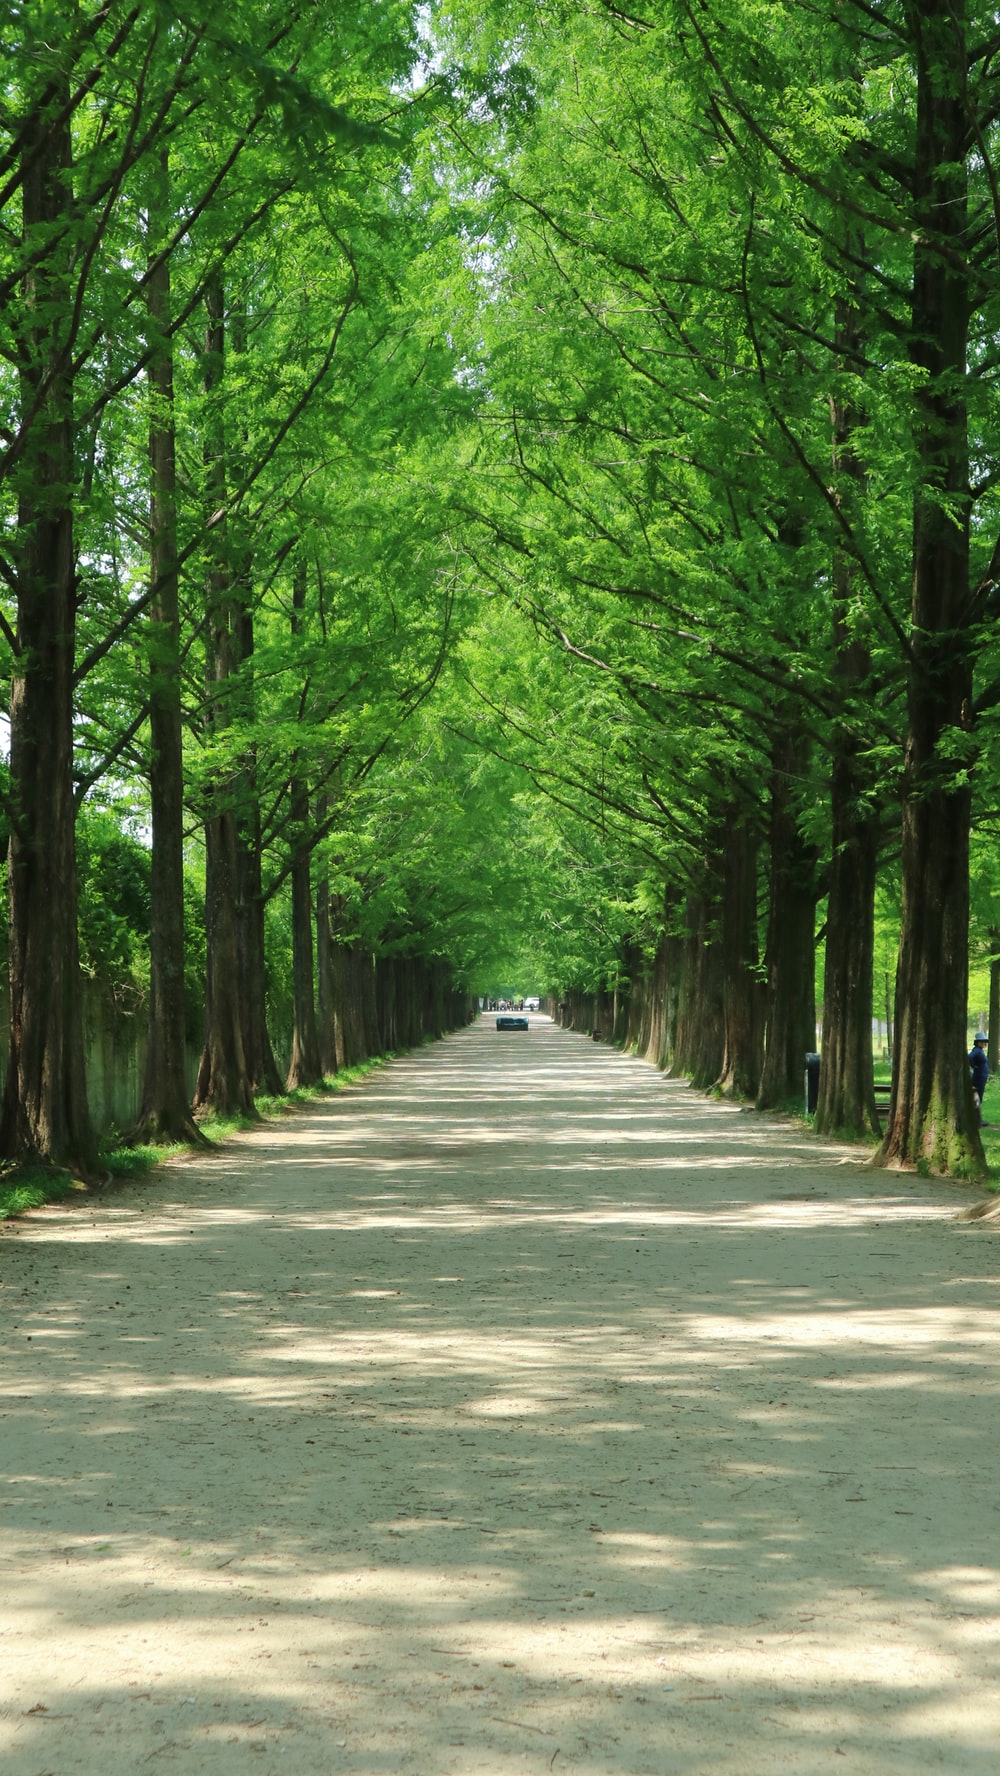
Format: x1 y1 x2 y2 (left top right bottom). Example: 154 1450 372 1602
812 268 883 1137
757 726 818 1109
988 933 1000 1079
227 296 282 1099
716 807 764 1099
672 880 725 1088
875 2 983 1174
193 273 255 1118
286 809 323 1087
2 76 93 1168
814 741 881 1136
136 156 204 1145
235 791 283 1095
315 851 338 1076
285 558 323 1089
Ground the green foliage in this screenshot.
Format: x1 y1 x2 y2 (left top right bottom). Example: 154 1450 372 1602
76 810 151 993
2 0 999 1172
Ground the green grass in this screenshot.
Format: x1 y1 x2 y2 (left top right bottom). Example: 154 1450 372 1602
101 1140 187 1178
977 1123 1000 1186
0 1165 84 1221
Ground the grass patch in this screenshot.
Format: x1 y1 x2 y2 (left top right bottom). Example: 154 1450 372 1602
977 1123 1000 1186
194 1110 258 1142
0 1164 84 1221
101 1141 186 1179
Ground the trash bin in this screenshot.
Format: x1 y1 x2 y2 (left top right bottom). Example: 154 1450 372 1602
805 1052 820 1114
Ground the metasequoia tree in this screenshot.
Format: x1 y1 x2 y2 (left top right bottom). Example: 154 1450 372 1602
431 0 1000 1170
874 0 979 1169
2 29 93 1164
136 150 205 1143
0 0 470 1153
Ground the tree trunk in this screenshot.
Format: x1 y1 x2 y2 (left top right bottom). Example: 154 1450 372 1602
195 804 253 1115
341 941 365 1064
286 810 323 1087
285 558 322 1089
716 808 764 1100
193 273 255 1119
757 728 818 1110
377 957 398 1052
329 923 351 1070
315 857 338 1077
813 282 882 1138
235 794 283 1095
672 883 725 1087
136 157 203 1145
814 743 881 1136
988 933 1000 1079
642 927 674 1069
229 353 282 1099
2 78 93 1169
876 3 983 1174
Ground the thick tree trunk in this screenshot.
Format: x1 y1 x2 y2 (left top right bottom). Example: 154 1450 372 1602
195 804 253 1115
619 942 645 1049
341 941 366 1064
672 884 725 1087
334 937 368 1065
641 927 675 1069
136 165 203 1145
813 284 881 1138
2 82 93 1168
757 729 818 1110
876 3 983 1174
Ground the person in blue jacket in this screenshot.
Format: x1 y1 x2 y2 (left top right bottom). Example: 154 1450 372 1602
969 1032 989 1123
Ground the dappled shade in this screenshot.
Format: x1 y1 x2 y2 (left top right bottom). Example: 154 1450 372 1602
3 1019 999 1772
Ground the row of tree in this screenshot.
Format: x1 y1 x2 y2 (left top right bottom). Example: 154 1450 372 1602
426 0 1000 1174
2 1 501 1166
5 1 1000 1179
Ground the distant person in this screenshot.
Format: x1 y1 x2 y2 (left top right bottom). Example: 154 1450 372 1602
969 1031 990 1123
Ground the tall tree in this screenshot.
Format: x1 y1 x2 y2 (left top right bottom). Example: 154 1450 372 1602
2 18 93 1166
135 152 204 1144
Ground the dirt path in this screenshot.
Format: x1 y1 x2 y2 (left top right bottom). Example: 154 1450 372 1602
2 1015 1000 1775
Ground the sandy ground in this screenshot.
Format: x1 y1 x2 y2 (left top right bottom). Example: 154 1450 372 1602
2 1014 1000 1776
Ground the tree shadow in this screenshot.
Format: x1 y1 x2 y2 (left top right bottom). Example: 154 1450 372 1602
2 1018 998 1772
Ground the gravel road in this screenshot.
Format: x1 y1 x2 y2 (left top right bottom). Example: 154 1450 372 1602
3 1014 999 1774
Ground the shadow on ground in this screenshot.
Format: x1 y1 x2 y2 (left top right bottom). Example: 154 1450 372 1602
2 1017 999 1773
